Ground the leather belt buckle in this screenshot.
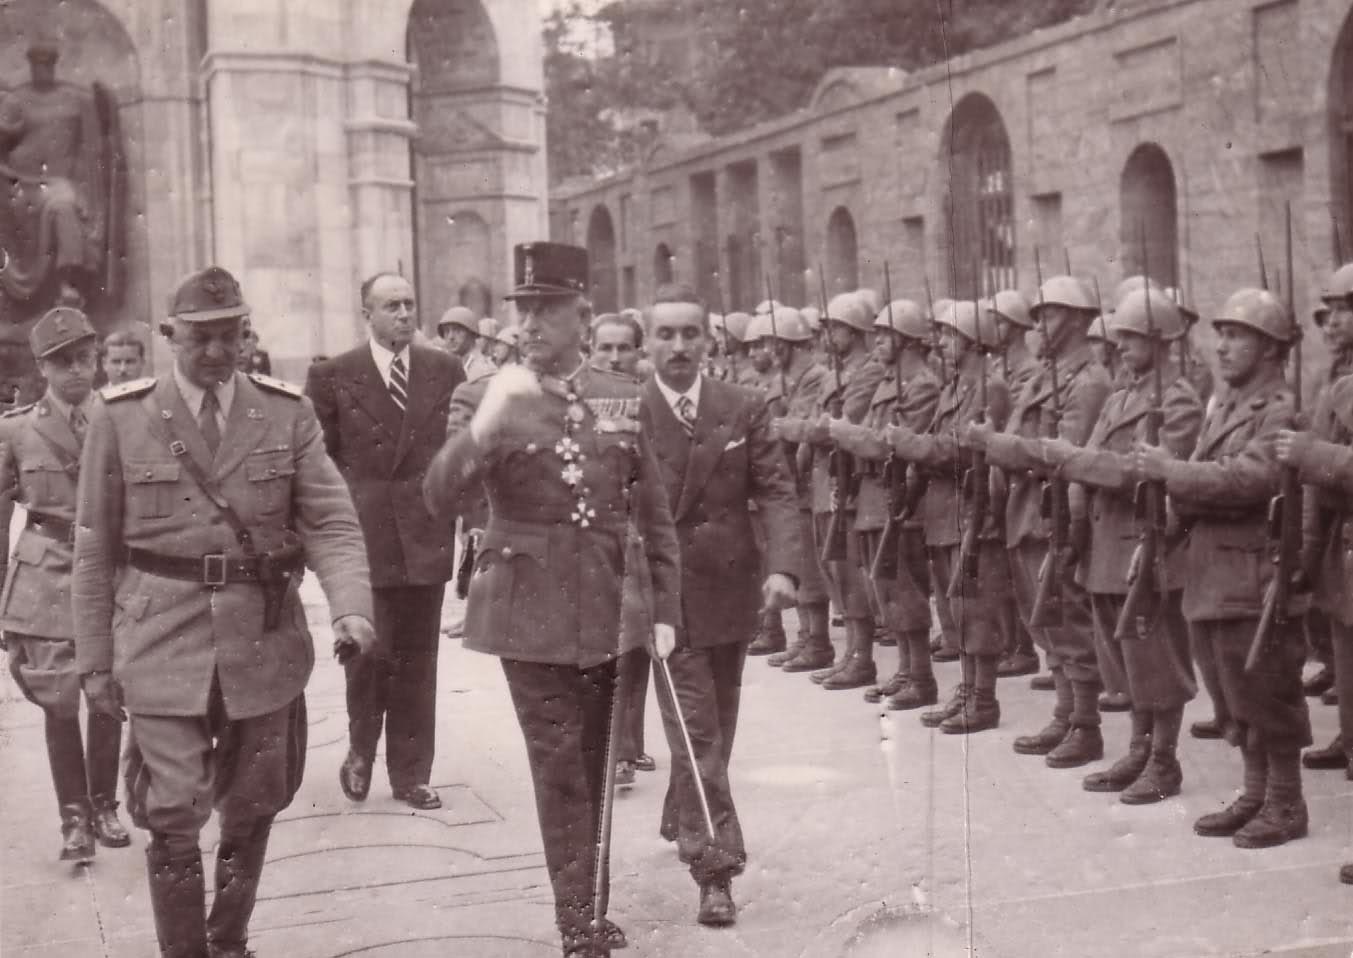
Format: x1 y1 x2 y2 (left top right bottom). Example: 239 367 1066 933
203 553 228 587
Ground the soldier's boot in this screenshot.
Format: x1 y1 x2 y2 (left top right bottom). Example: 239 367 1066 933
90 796 131 848
59 800 96 864
780 603 835 672
87 710 130 849
997 601 1040 676
1047 678 1105 769
1341 863 1353 885
810 624 855 683
864 634 909 703
747 609 788 656
206 818 272 957
1302 734 1347 770
1194 746 1266 837
767 606 813 668
888 631 938 711
1014 667 1072 755
919 684 967 727
1084 710 1153 793
941 654 1000 734
146 841 208 958
823 619 878 690
1190 717 1224 739
1118 707 1185 804
1234 749 1309 849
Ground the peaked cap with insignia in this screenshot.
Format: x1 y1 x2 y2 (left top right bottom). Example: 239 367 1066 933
505 242 589 300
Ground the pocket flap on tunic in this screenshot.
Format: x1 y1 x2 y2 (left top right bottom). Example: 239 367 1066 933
124 461 180 484
245 452 297 481
477 526 549 566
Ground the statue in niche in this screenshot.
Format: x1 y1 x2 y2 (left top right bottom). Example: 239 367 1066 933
0 37 126 315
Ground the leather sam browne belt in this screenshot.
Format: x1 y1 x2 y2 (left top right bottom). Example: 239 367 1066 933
124 545 303 589
26 511 75 545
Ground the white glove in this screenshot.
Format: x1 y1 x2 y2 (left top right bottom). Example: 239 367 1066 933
469 365 542 444
652 622 676 660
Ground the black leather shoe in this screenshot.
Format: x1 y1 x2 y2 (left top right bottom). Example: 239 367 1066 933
1303 667 1334 697
939 700 1000 735
633 753 656 772
997 651 1040 677
1046 725 1104 769
59 802 95 864
339 751 372 801
1302 736 1348 770
1194 797 1262 837
1120 754 1183 805
864 671 908 703
1190 717 1223 740
393 784 442 810
747 628 786 656
1233 798 1308 849
931 647 960 663
697 881 737 927
1322 687 1339 706
90 796 131 848
1013 718 1069 755
614 761 636 788
1029 674 1055 691
1097 691 1131 712
1083 743 1150 793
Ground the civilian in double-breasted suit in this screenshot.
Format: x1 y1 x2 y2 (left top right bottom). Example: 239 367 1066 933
639 287 799 928
1135 287 1309 851
72 267 375 958
0 307 130 863
1041 289 1203 805
305 272 464 810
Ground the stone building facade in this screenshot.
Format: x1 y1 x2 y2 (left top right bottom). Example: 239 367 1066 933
0 0 547 384
551 0 1353 362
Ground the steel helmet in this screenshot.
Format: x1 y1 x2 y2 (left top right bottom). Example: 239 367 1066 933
1086 314 1114 343
986 289 1033 329
745 306 813 343
1161 286 1200 324
1032 275 1097 315
936 299 999 347
1111 288 1186 341
930 296 955 325
723 311 753 343
438 305 478 333
824 291 872 332
1211 287 1294 343
854 288 881 315
873 299 930 341
1321 263 1353 303
1112 275 1161 310
800 305 822 331
753 298 784 315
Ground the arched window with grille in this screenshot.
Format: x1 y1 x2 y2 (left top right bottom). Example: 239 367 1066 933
941 94 1014 297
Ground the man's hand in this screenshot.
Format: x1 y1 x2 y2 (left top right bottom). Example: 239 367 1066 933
651 622 676 661
82 671 126 721
805 412 835 445
469 365 542 444
1131 441 1170 482
332 614 378 664
1274 428 1311 466
962 421 994 451
761 573 797 613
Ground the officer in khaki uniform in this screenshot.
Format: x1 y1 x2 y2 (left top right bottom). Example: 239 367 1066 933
1036 288 1204 804
830 298 940 706
423 243 681 958
0 306 130 863
1134 288 1310 850
72 267 377 958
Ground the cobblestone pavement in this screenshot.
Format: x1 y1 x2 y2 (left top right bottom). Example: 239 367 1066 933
2 571 1351 958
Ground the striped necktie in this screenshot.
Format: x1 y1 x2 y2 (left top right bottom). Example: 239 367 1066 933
389 355 408 413
676 394 695 437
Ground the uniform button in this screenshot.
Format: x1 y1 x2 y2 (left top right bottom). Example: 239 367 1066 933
144 470 153 478
525 443 538 454
501 546 514 558
268 468 278 476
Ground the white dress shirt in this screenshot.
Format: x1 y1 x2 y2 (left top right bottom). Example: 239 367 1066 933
654 372 703 424
369 338 412 390
172 364 235 434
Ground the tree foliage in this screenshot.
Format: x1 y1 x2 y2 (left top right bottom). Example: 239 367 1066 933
544 0 1098 182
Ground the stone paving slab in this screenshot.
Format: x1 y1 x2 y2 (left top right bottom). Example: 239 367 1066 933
2 568 1352 957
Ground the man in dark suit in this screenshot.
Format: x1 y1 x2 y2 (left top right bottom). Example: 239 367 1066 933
305 272 464 809
640 283 800 927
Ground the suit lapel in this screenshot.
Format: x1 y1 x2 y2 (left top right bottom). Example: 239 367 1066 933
341 348 402 445
642 377 691 506
392 347 444 469
213 375 271 478
674 381 735 521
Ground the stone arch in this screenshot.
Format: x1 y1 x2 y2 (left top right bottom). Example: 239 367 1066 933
654 242 675 286
587 205 618 313
1330 8 1353 260
825 206 859 294
939 93 1014 297
407 0 504 318
1119 143 1179 287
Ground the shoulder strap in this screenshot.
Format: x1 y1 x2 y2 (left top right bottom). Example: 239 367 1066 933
145 394 257 556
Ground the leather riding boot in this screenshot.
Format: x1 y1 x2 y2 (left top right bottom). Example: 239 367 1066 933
1084 711 1152 793
823 620 877 689
781 603 835 672
941 655 1000 734
59 800 96 864
748 609 787 656
1014 667 1072 755
147 842 208 958
207 818 272 955
1234 749 1308 849
865 635 909 703
1194 746 1265 837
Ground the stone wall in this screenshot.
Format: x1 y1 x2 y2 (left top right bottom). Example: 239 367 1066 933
552 0 1353 372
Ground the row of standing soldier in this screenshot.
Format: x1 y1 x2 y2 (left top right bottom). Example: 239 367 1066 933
713 253 1351 886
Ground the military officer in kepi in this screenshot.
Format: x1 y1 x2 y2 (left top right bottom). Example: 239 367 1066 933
0 306 131 864
424 242 682 958
71 266 378 958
